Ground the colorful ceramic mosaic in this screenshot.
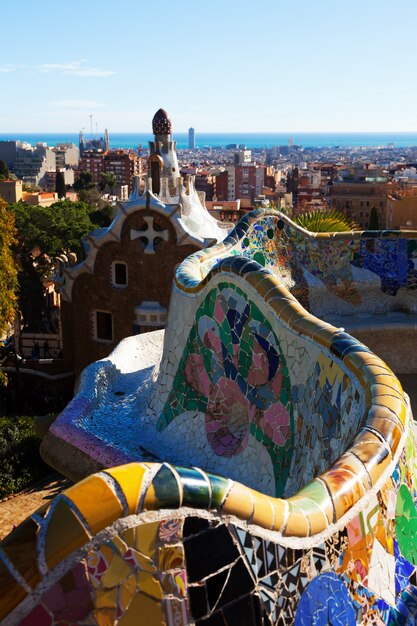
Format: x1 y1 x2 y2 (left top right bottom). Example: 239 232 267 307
157 283 295 497
176 210 417 315
2 421 417 626
2 209 417 624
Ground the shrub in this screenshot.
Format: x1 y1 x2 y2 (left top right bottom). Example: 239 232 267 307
0 415 50 498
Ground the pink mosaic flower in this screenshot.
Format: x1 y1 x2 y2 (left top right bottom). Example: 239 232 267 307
247 339 272 386
260 402 291 446
205 377 255 457
184 354 211 396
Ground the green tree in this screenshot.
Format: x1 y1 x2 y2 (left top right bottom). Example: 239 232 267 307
293 209 358 232
9 199 112 332
55 171 66 199
73 171 94 191
78 188 112 209
10 199 112 259
369 206 379 230
0 160 9 180
0 199 18 338
99 172 116 193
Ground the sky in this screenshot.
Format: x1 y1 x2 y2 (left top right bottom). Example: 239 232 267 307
1 0 417 133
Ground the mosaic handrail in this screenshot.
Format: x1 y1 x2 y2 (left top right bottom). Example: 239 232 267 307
174 208 417 292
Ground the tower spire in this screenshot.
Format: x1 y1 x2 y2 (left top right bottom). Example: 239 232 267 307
152 109 172 136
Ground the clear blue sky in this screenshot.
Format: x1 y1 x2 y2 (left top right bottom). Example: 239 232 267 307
1 0 416 132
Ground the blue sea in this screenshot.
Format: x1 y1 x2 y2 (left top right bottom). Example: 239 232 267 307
1 132 417 149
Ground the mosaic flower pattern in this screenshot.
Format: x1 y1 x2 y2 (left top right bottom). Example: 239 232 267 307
157 283 294 496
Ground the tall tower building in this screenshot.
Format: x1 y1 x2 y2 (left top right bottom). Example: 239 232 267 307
188 127 196 150
149 109 180 195
79 130 85 157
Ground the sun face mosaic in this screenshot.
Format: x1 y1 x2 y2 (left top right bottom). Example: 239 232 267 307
3 209 417 625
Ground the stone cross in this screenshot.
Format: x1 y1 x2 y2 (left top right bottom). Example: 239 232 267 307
131 216 169 254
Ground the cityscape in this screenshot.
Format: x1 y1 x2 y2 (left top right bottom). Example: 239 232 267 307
1 1 417 625
3 119 417 233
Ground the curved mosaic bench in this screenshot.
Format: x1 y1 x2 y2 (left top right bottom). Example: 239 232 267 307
2 210 417 624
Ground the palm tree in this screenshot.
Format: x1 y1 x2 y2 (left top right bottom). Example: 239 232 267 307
293 209 358 232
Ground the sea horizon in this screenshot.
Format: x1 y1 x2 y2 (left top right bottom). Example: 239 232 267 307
2 131 417 149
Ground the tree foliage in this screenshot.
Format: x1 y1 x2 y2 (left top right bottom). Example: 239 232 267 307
0 160 9 180
0 415 50 497
78 188 113 210
293 209 358 233
55 171 66 199
10 199 112 259
8 199 112 332
73 170 94 191
99 172 116 193
0 198 18 338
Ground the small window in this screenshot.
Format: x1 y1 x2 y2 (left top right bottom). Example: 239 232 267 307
95 311 113 342
112 262 128 287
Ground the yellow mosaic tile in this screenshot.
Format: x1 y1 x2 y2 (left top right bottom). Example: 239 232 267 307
371 383 405 402
367 374 404 395
93 608 117 626
138 571 163 600
119 573 137 612
365 417 402 453
135 522 159 558
101 554 132 589
1 518 41 588
95 587 118 609
105 463 148 515
284 503 310 537
251 491 276 530
0 558 27 621
66 475 124 535
44 499 90 570
366 403 405 431
351 432 392 486
221 483 255 520
372 394 407 425
118 590 164 626
290 315 320 339
108 536 127 558
120 527 136 547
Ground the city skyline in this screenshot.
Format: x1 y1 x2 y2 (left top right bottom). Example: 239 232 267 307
1 0 417 133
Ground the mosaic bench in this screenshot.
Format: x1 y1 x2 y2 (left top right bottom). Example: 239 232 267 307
1 210 416 625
